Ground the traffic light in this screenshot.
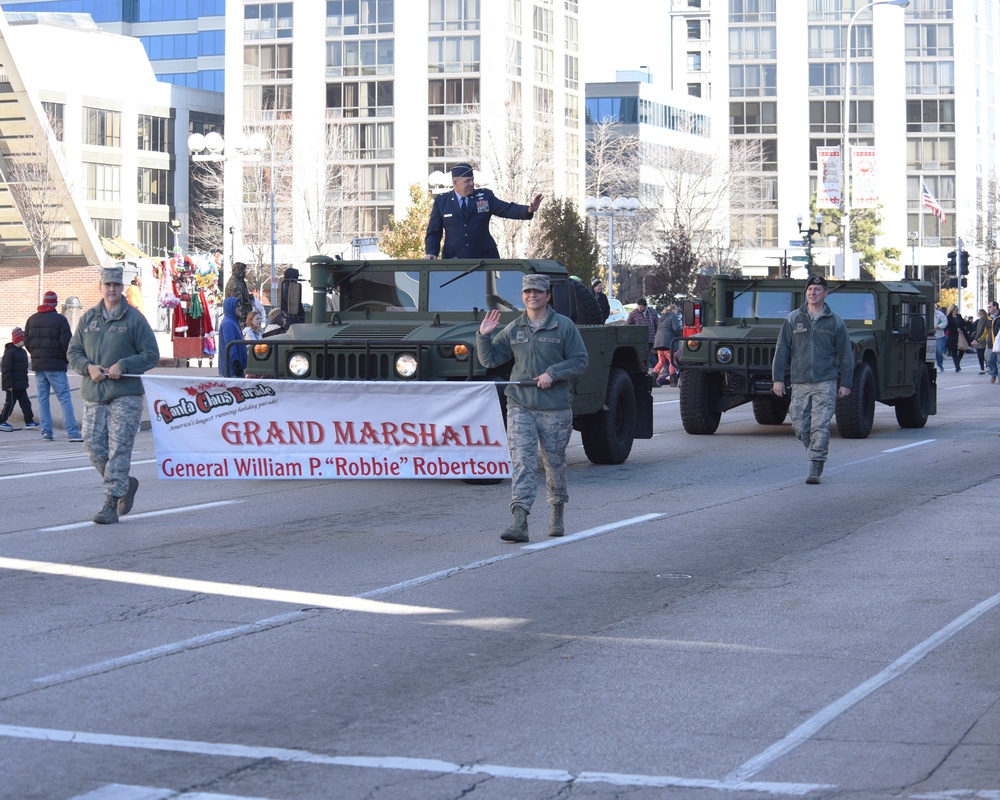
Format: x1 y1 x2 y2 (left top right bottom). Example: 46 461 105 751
947 250 957 268
945 278 959 288
961 277 968 288
959 250 970 274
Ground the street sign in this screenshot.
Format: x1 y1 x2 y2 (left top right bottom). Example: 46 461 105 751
788 239 805 247
790 256 810 262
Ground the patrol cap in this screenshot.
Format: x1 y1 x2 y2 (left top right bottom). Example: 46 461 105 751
522 274 550 292
100 266 124 285
805 275 828 288
450 163 474 179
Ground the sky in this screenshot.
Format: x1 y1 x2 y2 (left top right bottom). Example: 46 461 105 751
579 1 671 86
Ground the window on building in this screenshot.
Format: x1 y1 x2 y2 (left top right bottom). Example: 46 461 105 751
428 78 480 115
326 39 394 76
333 121 394 158
246 43 293 80
731 101 777 134
326 0 394 35
534 87 554 119
84 162 121 202
807 25 843 59
688 83 702 98
687 19 702 39
507 38 522 76
847 24 873 59
136 220 170 259
905 23 954 57
84 108 121 147
428 35 480 73
508 0 522 34
356 163 393 201
533 5 553 42
687 52 702 71
565 130 579 172
729 64 777 97
534 46 553 83
730 26 777 60
428 119 479 158
731 213 778 248
253 84 294 117
42 102 64 140
907 137 956 171
906 61 955 94
565 15 578 51
327 80 394 118
564 93 579 127
429 0 480 31
906 98 955 132
565 55 579 89
565 0 578 12
137 168 172 205
244 3 293 40
91 218 121 239
729 0 776 23
138 114 171 153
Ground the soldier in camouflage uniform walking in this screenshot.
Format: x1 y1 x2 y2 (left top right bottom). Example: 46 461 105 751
771 275 854 485
477 274 589 542
68 266 160 523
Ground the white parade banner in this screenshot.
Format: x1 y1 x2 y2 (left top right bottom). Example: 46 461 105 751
142 375 511 480
851 146 877 208
817 147 842 209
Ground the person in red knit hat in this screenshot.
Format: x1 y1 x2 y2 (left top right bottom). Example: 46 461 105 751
24 290 83 442
1 327 39 432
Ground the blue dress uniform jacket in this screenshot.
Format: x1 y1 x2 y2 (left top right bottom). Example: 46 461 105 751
425 189 533 259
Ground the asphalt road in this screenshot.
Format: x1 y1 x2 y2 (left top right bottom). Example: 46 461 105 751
0 365 998 800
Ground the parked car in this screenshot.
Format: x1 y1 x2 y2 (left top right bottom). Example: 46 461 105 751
606 298 628 325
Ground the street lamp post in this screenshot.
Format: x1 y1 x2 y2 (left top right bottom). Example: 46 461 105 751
798 213 824 276
187 130 277 306
908 231 919 279
584 196 640 299
842 0 909 280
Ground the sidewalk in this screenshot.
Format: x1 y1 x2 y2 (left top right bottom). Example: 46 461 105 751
1 330 213 434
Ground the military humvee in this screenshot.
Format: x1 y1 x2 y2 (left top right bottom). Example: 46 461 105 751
676 275 937 438
245 256 654 465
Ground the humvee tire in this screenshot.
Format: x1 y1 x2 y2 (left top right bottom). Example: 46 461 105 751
836 361 876 439
752 394 789 425
571 280 606 325
679 370 722 435
580 367 636 464
894 365 931 429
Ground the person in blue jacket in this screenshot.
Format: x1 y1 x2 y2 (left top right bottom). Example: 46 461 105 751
218 296 248 378
425 163 542 259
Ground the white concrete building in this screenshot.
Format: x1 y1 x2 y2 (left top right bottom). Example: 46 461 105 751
220 0 586 272
668 0 997 304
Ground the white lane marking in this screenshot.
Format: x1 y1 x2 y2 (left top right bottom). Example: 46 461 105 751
40 500 244 532
727 589 1000 783
0 725 834 797
33 611 315 685
71 785 273 800
0 557 454 617
882 439 935 453
0 458 157 481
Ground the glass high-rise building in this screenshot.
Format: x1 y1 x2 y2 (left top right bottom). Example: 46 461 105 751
3 0 225 91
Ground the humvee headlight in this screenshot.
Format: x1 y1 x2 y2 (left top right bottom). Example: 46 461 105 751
453 343 471 361
252 343 270 359
395 353 418 378
288 353 310 377
716 346 734 365
685 339 701 352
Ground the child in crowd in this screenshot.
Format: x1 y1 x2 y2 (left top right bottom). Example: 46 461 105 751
0 327 39 432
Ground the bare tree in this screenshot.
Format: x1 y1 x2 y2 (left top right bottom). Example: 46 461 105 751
2 113 74 303
481 102 552 258
297 121 363 258
976 172 1000 304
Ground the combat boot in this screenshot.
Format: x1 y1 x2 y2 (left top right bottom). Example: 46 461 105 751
548 504 565 537
93 496 121 524
118 476 139 515
501 506 529 543
805 461 823 485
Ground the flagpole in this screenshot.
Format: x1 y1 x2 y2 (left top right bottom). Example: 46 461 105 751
918 173 925 281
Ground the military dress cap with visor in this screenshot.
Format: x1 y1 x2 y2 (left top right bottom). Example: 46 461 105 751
805 275 828 288
522 274 550 292
450 163 475 179
100 266 124 285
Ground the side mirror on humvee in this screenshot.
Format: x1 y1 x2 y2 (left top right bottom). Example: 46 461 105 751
280 267 305 327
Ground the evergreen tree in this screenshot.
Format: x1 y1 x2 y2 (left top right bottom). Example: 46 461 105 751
532 197 599 282
380 184 433 258
647 224 699 307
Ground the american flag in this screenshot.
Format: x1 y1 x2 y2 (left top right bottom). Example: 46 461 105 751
922 180 947 224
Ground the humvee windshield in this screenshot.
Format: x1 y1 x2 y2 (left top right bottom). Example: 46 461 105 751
339 271 420 312
731 290 794 319
429 269 525 312
826 292 877 321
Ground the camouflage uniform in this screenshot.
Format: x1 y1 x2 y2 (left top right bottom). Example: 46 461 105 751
83 395 144 497
507 405 573 513
789 379 837 463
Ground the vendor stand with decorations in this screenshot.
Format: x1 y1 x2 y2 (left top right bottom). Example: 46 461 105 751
157 250 219 367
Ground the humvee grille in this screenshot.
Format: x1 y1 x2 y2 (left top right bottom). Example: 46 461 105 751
323 352 392 380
